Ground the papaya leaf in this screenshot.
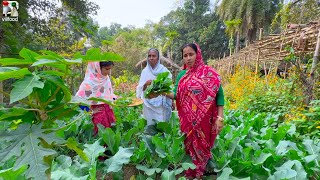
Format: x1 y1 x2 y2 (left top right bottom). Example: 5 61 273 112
32 59 59 66
54 155 72 169
38 50 64 60
19 48 39 62
10 74 44 104
88 97 116 106
0 165 27 180
38 73 72 102
36 80 54 103
0 67 31 81
43 63 68 73
74 52 83 59
0 48 37 67
104 147 134 173
0 58 34 66
64 58 82 64
51 169 88 180
0 123 63 180
82 48 125 62
0 67 19 72
0 107 28 121
41 70 65 77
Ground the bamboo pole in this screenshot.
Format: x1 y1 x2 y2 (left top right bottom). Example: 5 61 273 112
268 62 273 76
227 61 231 77
310 29 320 80
243 55 246 78
306 29 320 104
255 49 261 84
218 22 319 80
258 27 318 49
284 63 288 79
259 28 263 41
263 62 269 87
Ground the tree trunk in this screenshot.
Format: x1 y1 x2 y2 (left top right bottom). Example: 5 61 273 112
247 27 257 44
305 29 320 104
311 29 320 79
236 31 240 53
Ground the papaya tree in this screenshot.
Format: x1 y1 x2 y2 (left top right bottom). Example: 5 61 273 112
0 48 124 179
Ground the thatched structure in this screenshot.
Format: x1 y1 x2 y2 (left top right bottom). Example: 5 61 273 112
135 56 182 80
135 56 181 70
212 21 320 77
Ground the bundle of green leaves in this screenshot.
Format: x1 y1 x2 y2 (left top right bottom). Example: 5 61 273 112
144 72 172 98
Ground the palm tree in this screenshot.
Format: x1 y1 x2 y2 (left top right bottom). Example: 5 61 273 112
224 19 242 55
218 0 281 43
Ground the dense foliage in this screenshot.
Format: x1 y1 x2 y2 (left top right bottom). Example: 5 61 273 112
0 0 319 179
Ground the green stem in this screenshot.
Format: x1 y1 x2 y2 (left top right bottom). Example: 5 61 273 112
43 86 61 107
43 64 69 107
47 104 65 113
63 65 69 80
0 89 40 108
46 111 86 132
54 104 81 121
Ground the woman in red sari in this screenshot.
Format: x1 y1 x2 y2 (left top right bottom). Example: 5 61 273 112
176 43 224 179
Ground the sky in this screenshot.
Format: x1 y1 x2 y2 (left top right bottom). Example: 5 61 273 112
90 0 180 28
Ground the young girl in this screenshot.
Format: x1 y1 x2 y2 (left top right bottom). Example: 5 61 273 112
75 61 117 134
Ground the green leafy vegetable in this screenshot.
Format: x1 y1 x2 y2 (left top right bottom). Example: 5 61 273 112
144 72 172 98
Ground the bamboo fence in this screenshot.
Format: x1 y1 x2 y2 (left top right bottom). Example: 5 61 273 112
213 21 320 78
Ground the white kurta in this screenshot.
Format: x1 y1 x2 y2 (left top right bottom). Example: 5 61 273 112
136 66 172 126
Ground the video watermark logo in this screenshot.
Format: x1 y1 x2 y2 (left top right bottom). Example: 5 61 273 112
2 1 19 21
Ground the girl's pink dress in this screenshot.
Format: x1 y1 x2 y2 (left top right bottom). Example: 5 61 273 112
75 62 117 134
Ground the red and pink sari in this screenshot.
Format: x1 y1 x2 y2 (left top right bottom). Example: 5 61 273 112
176 44 221 178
